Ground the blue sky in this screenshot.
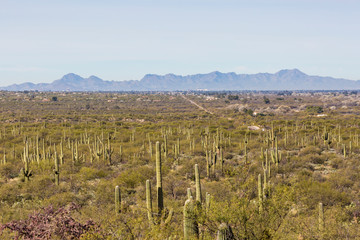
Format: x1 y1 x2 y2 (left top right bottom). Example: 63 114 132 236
1 0 359 85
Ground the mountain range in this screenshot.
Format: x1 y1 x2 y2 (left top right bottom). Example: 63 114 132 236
1 69 360 91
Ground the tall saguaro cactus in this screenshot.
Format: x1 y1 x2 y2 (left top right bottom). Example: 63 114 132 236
195 164 202 203
156 141 163 213
258 174 263 213
59 139 64 165
54 149 60 186
106 134 114 165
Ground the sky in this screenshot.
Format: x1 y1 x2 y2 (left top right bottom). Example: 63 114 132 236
1 0 360 86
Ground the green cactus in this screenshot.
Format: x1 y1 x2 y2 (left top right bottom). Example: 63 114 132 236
36 135 40 163
59 139 64 165
148 141 152 158
23 145 32 182
212 149 217 176
206 150 210 179
163 134 168 159
258 174 263 213
349 141 352 154
146 180 154 225
195 164 202 203
177 137 180 156
54 149 60 186
220 147 224 173
115 185 121 214
244 142 248 163
146 179 172 227
119 145 123 161
106 134 114 165
183 197 199 240
187 188 192 199
205 192 211 214
156 141 163 213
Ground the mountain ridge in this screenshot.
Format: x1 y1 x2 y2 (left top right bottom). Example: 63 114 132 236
1 69 360 91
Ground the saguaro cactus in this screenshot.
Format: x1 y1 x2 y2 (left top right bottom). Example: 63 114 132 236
54 149 60 186
36 135 40 163
23 145 32 182
220 147 224 173
115 185 121 214
258 174 263 213
187 188 192 199
156 141 163 213
195 164 202 203
146 179 172 227
205 192 211 214
106 134 114 165
244 142 248 163
59 139 64 165
177 138 180 156
163 134 168 159
184 197 199 240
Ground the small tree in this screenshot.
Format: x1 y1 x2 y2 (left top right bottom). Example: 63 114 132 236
263 96 270 104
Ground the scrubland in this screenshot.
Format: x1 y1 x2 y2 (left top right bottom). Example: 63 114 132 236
0 91 360 239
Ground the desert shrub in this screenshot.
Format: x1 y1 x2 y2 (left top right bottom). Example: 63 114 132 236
45 192 80 208
228 95 239 101
306 106 323 114
79 167 107 181
0 163 19 179
299 146 322 156
305 154 326 164
0 182 22 204
295 179 350 207
116 166 154 189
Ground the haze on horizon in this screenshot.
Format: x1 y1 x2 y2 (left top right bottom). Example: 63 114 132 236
1 0 359 86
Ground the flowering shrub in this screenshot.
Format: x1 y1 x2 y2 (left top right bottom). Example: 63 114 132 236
1 203 102 240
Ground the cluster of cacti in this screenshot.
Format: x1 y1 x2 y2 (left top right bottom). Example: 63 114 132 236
2 93 360 240
322 128 331 149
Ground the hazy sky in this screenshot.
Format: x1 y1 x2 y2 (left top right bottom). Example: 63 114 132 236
1 0 359 85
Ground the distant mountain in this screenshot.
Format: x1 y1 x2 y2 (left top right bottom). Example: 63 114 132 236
1 69 360 91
